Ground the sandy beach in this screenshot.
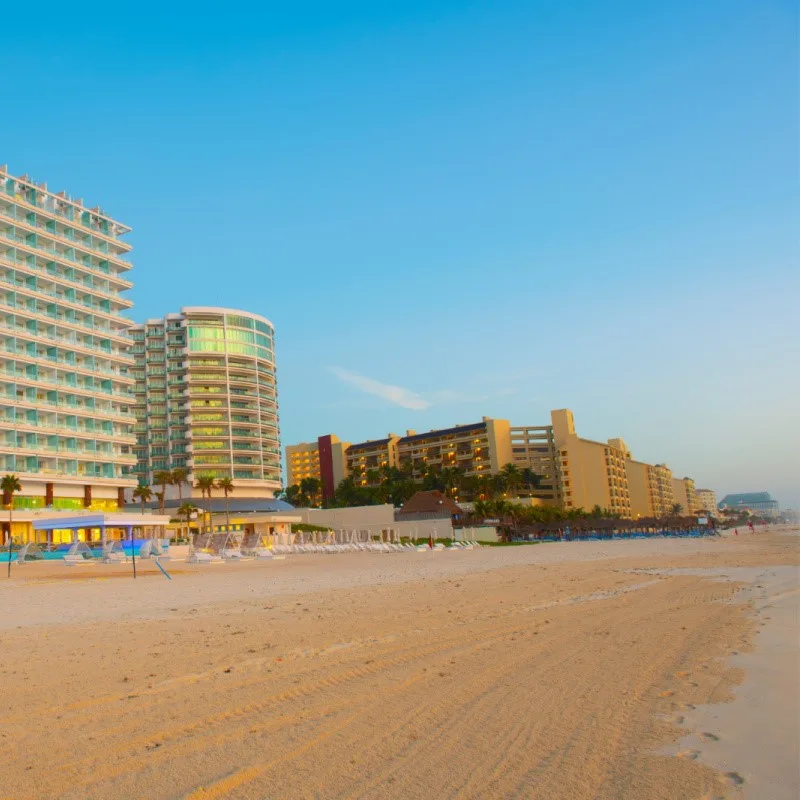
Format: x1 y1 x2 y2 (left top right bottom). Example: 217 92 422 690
0 530 796 799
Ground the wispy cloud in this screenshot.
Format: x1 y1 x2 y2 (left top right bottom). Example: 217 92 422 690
328 367 430 410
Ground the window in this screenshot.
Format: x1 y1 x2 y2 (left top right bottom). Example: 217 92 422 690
225 315 254 330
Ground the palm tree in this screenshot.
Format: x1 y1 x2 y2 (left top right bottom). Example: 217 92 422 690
195 475 216 533
132 484 153 515
500 463 522 498
671 503 683 516
365 469 380 487
217 477 234 529
152 470 171 515
2 473 22 577
520 468 541 494
300 477 321 507
439 466 464 500
177 502 198 540
170 467 189 502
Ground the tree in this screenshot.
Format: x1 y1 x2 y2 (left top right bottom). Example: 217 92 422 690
520 468 541 494
170 467 189 502
300 477 321 507
439 466 464 500
195 475 216 533
500 463 522 498
284 484 303 507
217 477 234 529
2 473 22 577
176 502 198 540
132 484 153 515
153 470 171 515
671 503 683 516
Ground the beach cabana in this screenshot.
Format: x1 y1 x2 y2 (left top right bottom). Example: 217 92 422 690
32 512 172 548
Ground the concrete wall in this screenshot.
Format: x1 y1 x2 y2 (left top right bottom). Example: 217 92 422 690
296 504 395 530
455 526 500 543
393 518 454 541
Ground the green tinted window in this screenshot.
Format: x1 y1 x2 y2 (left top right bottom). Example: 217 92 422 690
226 315 254 330
188 326 224 339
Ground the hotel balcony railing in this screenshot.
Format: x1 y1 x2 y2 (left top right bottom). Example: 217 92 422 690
0 299 132 347
2 441 137 461
2 415 135 442
0 249 130 302
0 245 133 310
1 396 134 421
2 322 130 361
0 218 132 272
2 367 133 402
4 345 133 381
0 207 133 277
1 190 132 247
0 273 131 322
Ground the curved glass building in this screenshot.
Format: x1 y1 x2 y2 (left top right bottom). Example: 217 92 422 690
129 307 281 498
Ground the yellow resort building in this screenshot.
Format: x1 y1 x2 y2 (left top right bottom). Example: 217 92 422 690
672 477 698 515
285 409 705 519
287 417 561 504
552 409 633 517
285 434 350 503
396 417 513 482
347 435 400 483
695 488 718 514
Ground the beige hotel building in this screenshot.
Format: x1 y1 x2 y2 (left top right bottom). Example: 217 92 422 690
288 409 704 519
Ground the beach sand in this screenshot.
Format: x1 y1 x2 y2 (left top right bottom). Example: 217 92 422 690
0 530 796 799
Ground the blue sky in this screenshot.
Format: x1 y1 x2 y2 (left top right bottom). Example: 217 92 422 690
3 1 798 505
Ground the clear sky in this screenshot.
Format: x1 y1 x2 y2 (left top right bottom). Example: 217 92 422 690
3 1 798 506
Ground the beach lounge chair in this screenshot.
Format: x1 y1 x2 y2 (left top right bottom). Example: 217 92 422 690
63 542 97 565
186 548 223 563
102 541 127 563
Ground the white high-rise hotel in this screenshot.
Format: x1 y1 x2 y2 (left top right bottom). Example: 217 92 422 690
0 166 136 510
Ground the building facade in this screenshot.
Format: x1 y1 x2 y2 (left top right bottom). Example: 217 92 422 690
718 492 779 518
508 425 561 503
347 435 400 484
0 166 137 521
129 307 280 498
286 409 705 518
695 488 717 514
552 409 633 517
285 434 350 501
396 418 513 483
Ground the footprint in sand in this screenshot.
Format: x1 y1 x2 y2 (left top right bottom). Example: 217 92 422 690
676 749 700 760
675 671 690 678
722 772 745 786
700 732 720 742
658 690 675 698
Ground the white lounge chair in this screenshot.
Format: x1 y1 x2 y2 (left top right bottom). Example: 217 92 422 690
186 549 223 563
63 542 97 565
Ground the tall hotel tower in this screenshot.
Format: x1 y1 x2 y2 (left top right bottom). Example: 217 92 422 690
129 308 281 499
0 166 136 510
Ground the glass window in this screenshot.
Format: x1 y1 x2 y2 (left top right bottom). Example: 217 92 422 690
225 315 254 330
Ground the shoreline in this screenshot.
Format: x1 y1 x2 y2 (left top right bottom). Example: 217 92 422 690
661 558 799 799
